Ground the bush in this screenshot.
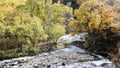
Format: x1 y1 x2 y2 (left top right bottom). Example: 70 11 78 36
0 10 46 59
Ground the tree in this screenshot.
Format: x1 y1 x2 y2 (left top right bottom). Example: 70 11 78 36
70 0 116 34
0 0 47 59
0 0 73 59
69 0 119 55
46 23 66 42
41 3 72 42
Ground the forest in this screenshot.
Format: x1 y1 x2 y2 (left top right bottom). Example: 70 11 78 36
0 0 120 68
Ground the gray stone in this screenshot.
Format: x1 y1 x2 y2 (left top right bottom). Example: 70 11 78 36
57 33 87 44
0 46 115 68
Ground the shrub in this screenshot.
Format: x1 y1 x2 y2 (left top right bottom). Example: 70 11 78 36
0 9 46 59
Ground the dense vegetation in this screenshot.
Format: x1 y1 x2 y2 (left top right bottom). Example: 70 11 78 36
0 0 72 59
0 0 120 67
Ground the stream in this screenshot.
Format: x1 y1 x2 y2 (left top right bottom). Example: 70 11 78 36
0 45 115 68
0 33 116 68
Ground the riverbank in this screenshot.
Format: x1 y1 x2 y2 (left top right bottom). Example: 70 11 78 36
0 46 115 68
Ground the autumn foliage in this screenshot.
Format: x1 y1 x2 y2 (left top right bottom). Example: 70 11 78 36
0 0 72 59
69 0 120 56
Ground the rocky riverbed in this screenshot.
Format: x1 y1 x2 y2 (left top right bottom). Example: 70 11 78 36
0 34 116 68
0 46 115 68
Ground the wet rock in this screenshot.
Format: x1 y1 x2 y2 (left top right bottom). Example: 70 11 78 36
46 65 51 68
62 63 65 66
33 64 39 68
101 63 116 68
0 46 115 68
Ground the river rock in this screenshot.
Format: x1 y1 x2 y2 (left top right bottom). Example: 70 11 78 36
0 46 115 68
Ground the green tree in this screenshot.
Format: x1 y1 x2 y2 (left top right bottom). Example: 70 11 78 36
46 23 66 42
41 3 72 42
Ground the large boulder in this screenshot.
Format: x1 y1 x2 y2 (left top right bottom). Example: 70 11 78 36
57 33 87 44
